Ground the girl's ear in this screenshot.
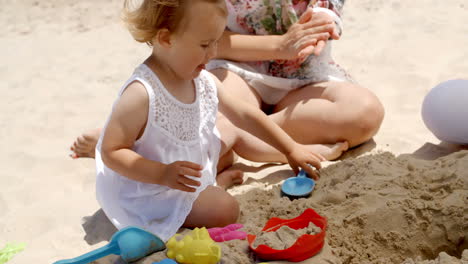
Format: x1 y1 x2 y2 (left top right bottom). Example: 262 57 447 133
154 28 173 48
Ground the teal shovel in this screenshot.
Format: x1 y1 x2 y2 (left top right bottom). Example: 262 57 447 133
53 226 165 264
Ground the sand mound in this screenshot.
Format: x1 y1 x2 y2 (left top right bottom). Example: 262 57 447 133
402 250 468 264
138 150 467 264
316 151 467 263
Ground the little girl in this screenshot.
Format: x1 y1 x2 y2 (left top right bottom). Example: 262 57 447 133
96 0 324 242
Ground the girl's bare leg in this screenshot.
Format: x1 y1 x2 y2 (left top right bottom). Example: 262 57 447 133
183 185 239 228
215 112 245 190
215 149 244 190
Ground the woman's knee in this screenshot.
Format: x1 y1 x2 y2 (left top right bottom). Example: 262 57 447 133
355 94 385 136
340 86 385 145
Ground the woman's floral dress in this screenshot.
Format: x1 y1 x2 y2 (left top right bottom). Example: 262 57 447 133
207 0 353 105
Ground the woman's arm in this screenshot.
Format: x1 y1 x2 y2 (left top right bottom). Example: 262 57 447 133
216 30 284 61
216 10 336 62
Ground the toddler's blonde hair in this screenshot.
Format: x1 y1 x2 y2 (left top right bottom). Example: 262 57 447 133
123 0 226 46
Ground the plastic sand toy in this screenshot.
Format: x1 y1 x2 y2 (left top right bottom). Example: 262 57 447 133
247 208 327 262
0 242 26 264
207 223 247 242
281 169 315 199
153 259 177 264
166 227 221 264
53 226 165 264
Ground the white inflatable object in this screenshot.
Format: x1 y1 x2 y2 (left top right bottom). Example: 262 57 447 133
421 79 468 145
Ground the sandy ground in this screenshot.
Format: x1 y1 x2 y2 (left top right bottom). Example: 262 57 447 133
0 0 467 263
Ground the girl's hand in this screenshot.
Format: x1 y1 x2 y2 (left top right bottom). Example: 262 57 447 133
285 143 325 180
278 8 339 61
161 161 203 192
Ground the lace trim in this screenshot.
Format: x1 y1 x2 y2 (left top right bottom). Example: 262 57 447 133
134 65 218 144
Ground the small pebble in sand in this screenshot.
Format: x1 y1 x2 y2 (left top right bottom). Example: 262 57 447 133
252 222 321 250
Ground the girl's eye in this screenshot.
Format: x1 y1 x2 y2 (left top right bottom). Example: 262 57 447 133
201 44 209 49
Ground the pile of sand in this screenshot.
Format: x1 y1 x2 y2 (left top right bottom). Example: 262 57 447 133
252 222 321 250
135 150 467 264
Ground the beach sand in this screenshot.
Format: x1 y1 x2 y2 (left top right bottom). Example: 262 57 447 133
0 0 467 263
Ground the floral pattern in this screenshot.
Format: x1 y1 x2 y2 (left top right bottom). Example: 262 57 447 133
226 0 346 79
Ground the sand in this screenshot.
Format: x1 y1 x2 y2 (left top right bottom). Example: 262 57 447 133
252 222 322 250
0 0 467 263
136 151 468 264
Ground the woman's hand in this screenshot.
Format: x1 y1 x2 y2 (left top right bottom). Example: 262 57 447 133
161 161 203 192
307 10 341 56
277 8 340 61
285 143 325 180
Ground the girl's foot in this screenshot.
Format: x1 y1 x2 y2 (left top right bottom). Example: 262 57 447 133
70 128 101 159
308 141 349 161
216 169 244 190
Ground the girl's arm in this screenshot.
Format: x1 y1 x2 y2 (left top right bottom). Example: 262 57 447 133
213 74 324 178
100 81 202 192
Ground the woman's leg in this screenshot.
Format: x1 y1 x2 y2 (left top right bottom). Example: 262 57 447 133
216 110 348 164
183 186 239 228
271 81 385 147
211 68 349 165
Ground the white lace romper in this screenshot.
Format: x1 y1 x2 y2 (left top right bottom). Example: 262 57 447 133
95 64 221 242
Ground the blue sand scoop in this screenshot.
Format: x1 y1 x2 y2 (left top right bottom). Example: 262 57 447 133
281 169 316 199
153 259 177 264
53 226 165 264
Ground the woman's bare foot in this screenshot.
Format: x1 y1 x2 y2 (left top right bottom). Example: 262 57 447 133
307 141 349 161
70 128 101 159
216 169 244 190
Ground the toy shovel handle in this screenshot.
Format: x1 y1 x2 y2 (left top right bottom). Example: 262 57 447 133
298 169 307 178
53 243 120 264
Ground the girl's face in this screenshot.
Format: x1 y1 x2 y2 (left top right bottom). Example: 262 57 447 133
165 1 226 80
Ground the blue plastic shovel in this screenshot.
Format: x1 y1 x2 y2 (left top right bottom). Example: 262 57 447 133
53 226 166 264
281 169 316 199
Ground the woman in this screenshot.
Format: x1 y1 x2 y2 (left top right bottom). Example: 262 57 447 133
207 0 384 166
